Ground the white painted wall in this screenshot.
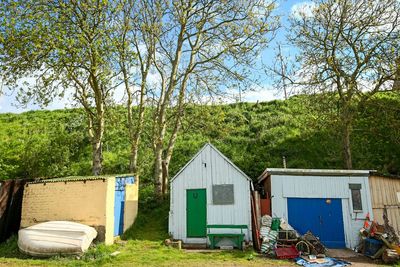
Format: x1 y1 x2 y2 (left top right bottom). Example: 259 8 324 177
169 144 252 244
271 174 373 249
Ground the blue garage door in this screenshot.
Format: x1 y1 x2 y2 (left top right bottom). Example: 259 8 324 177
287 198 346 248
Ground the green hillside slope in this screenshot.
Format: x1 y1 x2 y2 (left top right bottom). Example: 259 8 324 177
0 93 399 182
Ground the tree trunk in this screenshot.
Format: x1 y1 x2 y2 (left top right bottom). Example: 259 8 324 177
130 141 139 173
340 101 353 169
129 69 148 174
342 120 352 169
155 28 199 196
92 138 103 175
160 83 187 195
161 160 168 196
154 141 164 195
87 111 104 176
393 57 400 91
152 22 186 196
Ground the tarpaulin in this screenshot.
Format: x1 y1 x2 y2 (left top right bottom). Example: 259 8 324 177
295 257 351 267
0 179 28 242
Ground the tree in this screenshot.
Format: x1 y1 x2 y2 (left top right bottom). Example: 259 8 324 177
145 0 279 195
111 0 161 177
0 0 122 175
393 57 400 90
276 0 400 169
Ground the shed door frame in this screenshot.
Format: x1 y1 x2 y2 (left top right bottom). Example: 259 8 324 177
186 188 207 238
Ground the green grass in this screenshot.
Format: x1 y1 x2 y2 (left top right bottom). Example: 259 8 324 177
121 196 170 241
0 198 293 266
0 240 292 267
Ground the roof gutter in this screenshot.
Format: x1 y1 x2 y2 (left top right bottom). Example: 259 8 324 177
258 168 374 183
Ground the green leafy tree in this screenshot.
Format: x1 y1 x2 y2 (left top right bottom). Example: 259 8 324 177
111 0 160 177
145 0 279 195
0 0 122 175
275 0 400 169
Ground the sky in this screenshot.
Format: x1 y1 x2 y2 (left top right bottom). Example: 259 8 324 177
0 0 309 114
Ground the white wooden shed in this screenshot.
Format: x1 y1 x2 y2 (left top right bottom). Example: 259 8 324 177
168 143 253 246
258 168 373 249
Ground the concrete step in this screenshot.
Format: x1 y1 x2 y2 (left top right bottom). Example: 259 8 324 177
182 243 207 249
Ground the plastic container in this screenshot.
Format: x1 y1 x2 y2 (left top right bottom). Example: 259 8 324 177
271 218 280 231
275 246 299 259
364 238 383 257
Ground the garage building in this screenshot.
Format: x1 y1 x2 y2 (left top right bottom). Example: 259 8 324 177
258 168 373 249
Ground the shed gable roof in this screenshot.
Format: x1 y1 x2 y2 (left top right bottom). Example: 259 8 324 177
171 143 251 182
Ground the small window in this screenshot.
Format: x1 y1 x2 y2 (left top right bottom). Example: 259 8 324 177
349 184 362 211
212 184 234 205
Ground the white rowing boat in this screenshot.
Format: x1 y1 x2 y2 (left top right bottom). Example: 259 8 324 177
18 221 97 257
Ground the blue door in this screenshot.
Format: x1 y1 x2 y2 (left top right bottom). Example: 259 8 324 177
114 189 125 236
114 176 135 236
287 198 346 248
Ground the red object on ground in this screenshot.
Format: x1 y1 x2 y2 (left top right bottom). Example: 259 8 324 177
363 212 371 228
260 198 271 216
275 246 299 259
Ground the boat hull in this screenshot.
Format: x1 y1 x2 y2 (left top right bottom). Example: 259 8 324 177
18 221 97 257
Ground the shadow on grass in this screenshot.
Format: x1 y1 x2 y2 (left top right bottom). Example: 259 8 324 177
0 234 122 266
122 198 170 241
0 235 29 259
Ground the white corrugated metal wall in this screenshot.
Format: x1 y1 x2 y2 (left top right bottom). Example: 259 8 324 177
271 174 373 249
169 144 252 244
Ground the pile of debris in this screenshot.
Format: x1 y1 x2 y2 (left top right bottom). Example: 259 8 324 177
259 215 279 256
258 215 351 266
259 215 328 257
356 213 400 264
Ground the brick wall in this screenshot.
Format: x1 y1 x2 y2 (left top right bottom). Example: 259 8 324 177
20 179 114 243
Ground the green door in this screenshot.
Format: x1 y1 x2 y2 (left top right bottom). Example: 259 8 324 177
186 189 207 237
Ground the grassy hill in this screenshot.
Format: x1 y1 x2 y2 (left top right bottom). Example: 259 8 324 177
0 92 399 184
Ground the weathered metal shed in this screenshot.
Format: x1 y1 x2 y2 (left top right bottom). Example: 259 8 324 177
258 168 373 249
169 143 252 246
369 172 400 236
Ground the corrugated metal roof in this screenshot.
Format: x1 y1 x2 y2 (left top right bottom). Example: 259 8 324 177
27 176 109 184
258 168 374 182
27 174 135 184
369 171 400 179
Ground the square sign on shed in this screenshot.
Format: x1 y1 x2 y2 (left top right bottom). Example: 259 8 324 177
212 184 234 205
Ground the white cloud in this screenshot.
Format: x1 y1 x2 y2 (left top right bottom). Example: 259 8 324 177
291 1 316 19
0 90 73 114
242 87 280 102
214 85 282 104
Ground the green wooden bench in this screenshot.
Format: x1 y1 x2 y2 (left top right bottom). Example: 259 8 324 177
206 224 248 250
